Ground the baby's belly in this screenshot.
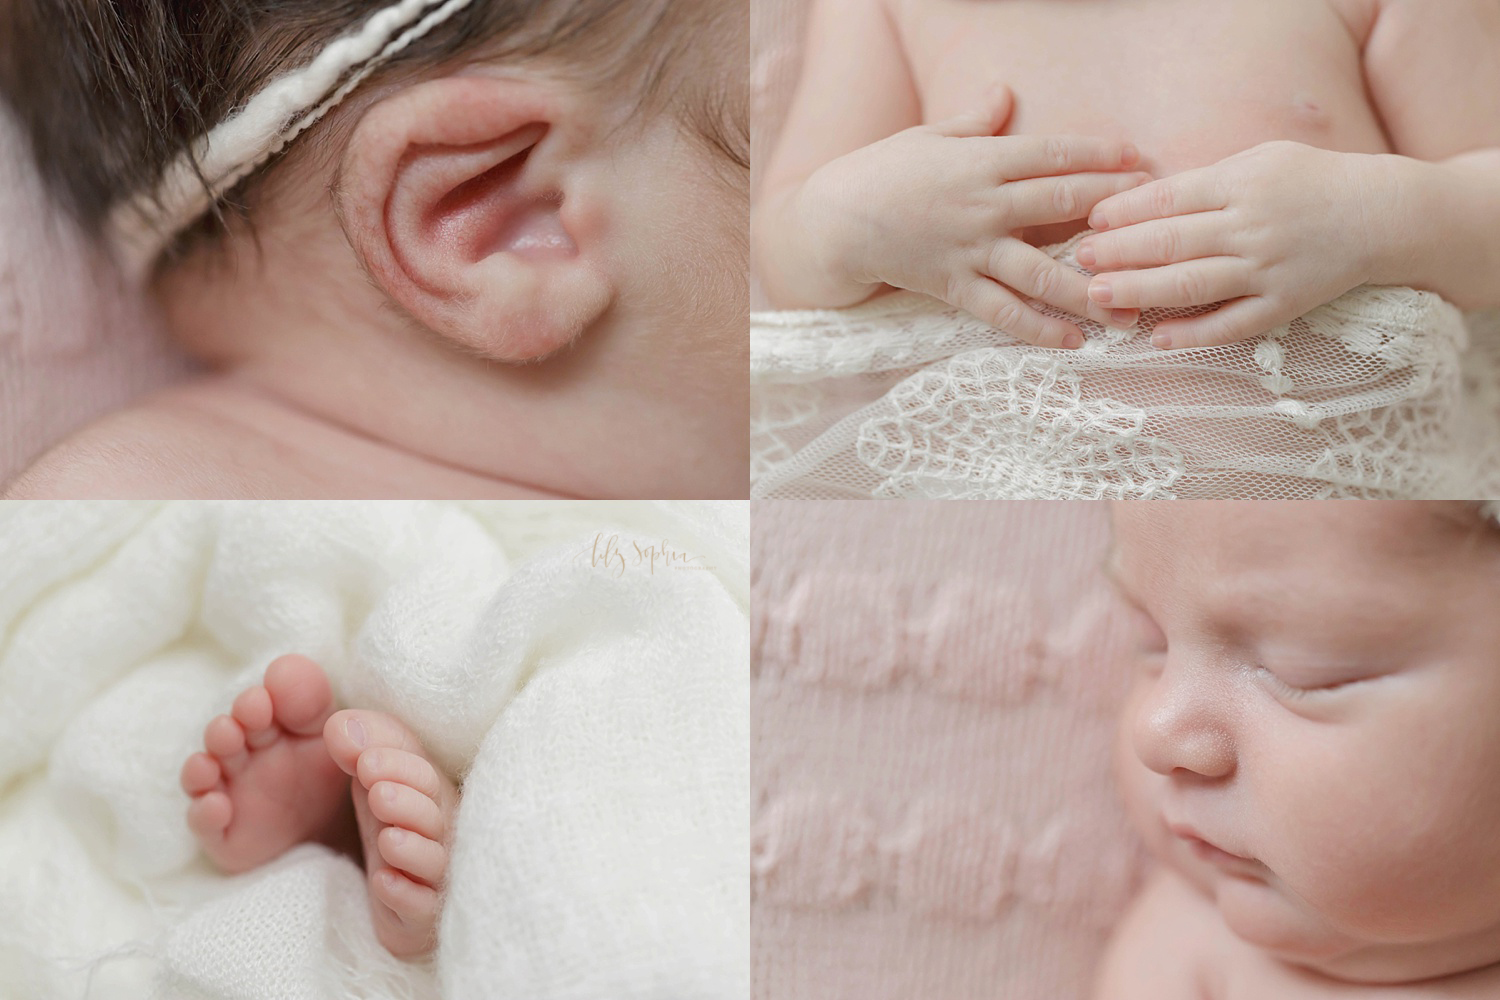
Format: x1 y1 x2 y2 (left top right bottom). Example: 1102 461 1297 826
895 0 1392 245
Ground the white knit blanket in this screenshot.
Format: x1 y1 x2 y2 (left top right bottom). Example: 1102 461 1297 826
0 500 749 1000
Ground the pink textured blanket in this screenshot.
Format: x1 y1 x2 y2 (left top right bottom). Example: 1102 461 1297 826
752 500 1147 999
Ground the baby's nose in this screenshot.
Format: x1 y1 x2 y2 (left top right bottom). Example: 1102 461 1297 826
1130 667 1237 780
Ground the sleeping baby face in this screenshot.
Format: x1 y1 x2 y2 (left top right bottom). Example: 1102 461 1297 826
1107 501 1500 983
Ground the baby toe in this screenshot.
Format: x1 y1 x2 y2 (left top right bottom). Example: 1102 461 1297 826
263 654 334 736
323 710 367 776
356 747 442 803
180 752 222 794
203 714 248 765
232 686 278 748
368 781 445 842
325 709 424 776
372 867 440 927
187 790 232 838
231 684 273 729
377 826 447 886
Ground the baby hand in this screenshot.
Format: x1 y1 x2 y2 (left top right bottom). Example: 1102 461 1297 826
1080 141 1383 349
803 88 1151 348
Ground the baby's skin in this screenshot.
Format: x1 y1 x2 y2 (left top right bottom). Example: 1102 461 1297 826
178 654 458 958
1095 501 1500 999
756 0 1500 350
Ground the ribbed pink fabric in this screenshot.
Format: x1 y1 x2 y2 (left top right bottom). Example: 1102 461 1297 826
752 501 1148 1000
0 109 189 488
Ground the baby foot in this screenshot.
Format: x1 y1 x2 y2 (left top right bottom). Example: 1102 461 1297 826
324 708 458 958
179 654 352 874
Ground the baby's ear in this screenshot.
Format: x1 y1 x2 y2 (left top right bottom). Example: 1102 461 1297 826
336 75 615 363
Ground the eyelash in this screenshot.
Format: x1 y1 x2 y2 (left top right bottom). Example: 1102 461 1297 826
1256 666 1313 699
1115 601 1354 700
1255 665 1359 699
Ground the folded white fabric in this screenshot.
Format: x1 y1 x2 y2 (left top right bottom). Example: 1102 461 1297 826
751 235 1500 500
0 500 748 1000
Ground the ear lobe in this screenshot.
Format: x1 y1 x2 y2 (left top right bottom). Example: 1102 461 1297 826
338 77 614 363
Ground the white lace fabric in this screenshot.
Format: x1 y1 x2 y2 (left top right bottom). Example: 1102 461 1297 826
751 234 1500 501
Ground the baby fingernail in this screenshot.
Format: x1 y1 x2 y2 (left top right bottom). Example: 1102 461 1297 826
1152 332 1173 349
1088 281 1112 304
1062 332 1084 349
1090 213 1109 230
1112 309 1137 325
1076 243 1097 267
1121 143 1139 165
346 717 366 748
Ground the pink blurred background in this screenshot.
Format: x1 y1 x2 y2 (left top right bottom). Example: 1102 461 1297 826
752 500 1148 999
0 110 189 488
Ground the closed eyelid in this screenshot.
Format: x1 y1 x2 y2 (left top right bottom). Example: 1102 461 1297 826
1257 655 1390 690
1256 665 1368 702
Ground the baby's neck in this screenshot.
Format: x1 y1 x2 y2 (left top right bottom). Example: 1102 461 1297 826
185 375 583 498
155 268 746 500
1284 935 1500 990
5 375 574 500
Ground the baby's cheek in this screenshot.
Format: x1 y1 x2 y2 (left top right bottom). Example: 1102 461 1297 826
1263 762 1497 942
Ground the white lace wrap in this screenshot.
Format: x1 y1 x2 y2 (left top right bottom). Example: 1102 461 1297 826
751 235 1500 501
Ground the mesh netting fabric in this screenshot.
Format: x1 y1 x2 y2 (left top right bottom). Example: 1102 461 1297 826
751 233 1500 500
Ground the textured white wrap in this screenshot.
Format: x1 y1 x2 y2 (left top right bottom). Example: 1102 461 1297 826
751 234 1500 501
0 500 749 1000
106 0 481 283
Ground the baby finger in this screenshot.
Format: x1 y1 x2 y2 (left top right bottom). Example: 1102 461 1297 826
1002 171 1153 230
1077 212 1232 271
990 134 1141 181
988 240 1117 327
953 274 1086 349
1149 296 1277 349
1088 257 1251 311
1089 166 1226 230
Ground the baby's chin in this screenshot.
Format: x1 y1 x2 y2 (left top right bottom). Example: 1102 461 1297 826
1207 865 1500 985
1211 873 1361 965
1153 838 1372 970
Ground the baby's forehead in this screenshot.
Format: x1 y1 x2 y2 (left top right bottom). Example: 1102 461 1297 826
1104 501 1489 594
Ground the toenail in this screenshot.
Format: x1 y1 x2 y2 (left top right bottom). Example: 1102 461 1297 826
347 717 366 748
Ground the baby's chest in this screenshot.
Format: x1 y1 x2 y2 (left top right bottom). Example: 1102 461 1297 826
893 0 1388 174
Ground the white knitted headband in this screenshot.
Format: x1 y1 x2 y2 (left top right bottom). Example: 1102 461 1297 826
106 0 482 283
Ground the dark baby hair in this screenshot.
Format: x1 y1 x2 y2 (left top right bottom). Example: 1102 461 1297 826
0 0 746 260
